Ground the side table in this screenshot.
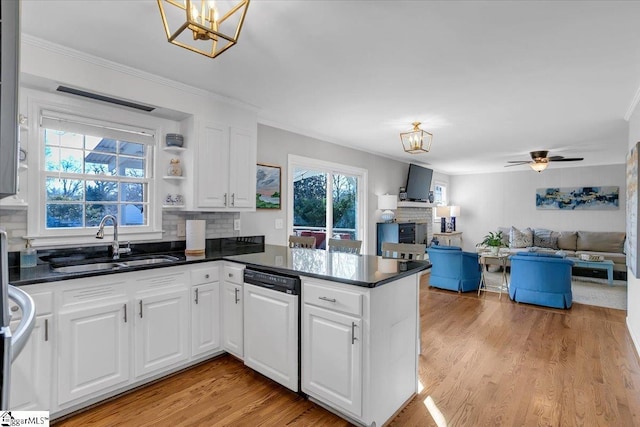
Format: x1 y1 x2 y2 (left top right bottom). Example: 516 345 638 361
432 231 463 247
478 253 510 299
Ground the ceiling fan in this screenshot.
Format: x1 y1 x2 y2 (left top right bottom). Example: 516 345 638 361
505 150 584 172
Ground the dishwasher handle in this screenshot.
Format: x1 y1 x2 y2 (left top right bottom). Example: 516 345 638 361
8 285 36 361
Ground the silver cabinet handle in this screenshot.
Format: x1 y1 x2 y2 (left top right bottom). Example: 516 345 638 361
352 322 358 344
228 273 234 278
139 300 143 318
195 288 199 305
123 304 127 323
45 318 49 342
205 274 210 279
319 296 336 303
224 193 228 206
235 287 240 304
231 193 235 206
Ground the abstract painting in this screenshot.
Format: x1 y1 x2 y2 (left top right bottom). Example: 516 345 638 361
535 186 619 210
256 163 281 209
627 143 639 278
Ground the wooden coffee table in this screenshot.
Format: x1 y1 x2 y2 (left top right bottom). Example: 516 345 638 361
568 258 614 285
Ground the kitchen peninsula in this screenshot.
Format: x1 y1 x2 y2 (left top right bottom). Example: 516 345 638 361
8 240 428 426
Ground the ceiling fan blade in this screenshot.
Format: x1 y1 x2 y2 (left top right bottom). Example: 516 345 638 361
504 162 529 168
547 156 565 161
506 160 530 164
549 157 584 162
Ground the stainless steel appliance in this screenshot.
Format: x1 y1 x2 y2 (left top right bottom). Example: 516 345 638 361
0 231 35 409
243 268 301 392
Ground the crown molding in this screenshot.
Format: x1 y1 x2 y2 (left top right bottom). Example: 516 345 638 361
625 82 640 121
21 34 259 113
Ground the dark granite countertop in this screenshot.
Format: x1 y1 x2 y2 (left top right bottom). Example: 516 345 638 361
225 244 430 288
9 239 429 288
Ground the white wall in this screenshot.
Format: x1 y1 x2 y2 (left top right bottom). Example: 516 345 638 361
627 104 640 355
451 164 626 252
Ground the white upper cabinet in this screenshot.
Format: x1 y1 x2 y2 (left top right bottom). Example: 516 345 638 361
181 116 256 212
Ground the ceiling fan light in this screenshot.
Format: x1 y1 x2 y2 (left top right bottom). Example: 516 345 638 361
529 162 548 172
400 122 433 154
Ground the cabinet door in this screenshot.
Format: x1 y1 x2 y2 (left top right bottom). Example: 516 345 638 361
10 315 52 411
196 121 229 208
58 301 129 406
228 127 256 210
222 282 243 359
134 288 189 378
243 284 298 391
302 304 362 417
191 282 221 358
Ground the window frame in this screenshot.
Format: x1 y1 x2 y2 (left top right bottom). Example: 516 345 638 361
25 90 165 246
433 180 448 222
287 154 368 253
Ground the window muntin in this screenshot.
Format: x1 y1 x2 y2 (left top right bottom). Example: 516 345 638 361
43 127 150 230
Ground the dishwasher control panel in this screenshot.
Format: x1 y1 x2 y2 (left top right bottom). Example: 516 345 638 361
244 268 301 295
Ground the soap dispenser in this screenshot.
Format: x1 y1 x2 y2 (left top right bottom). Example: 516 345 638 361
20 239 37 268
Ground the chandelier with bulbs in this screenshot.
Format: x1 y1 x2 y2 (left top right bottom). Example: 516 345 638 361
400 122 433 154
157 0 250 58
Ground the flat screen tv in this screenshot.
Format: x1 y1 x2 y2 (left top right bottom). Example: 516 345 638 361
405 163 433 202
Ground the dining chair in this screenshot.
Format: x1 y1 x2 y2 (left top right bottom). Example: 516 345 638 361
327 238 362 254
288 235 316 249
381 242 427 260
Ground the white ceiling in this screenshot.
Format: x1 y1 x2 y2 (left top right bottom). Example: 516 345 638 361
20 0 640 175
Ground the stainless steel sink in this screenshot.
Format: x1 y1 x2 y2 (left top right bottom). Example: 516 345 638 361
119 256 179 267
52 255 180 274
53 262 124 274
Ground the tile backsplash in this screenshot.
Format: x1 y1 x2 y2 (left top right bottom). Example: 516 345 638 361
0 210 239 251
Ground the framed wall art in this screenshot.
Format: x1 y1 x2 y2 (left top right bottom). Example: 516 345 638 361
256 163 281 209
535 186 619 210
627 143 639 278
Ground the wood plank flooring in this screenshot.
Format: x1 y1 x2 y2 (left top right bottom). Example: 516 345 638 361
54 276 640 426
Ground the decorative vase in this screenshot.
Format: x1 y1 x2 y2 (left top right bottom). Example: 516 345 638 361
428 191 435 203
167 158 182 176
490 246 499 255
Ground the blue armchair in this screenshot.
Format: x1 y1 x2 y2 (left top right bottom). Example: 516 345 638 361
427 245 481 292
509 252 574 309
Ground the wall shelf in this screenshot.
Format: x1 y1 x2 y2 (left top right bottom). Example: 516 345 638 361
163 146 186 154
162 175 185 180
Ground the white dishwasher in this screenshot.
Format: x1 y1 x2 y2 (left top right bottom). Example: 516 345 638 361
243 268 300 392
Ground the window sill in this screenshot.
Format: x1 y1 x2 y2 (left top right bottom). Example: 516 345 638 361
25 231 164 248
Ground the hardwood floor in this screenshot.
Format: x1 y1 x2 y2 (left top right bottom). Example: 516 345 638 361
54 277 640 426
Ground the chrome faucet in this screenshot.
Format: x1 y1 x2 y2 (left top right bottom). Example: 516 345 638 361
96 215 130 260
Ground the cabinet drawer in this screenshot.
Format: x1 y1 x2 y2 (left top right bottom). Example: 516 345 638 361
10 290 53 319
304 282 362 317
191 265 219 285
224 264 244 285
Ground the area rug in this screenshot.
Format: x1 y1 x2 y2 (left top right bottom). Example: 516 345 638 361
481 272 627 310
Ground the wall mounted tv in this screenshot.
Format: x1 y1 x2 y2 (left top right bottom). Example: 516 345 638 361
405 163 433 202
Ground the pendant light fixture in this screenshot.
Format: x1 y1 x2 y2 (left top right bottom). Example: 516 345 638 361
157 0 250 59
400 122 433 154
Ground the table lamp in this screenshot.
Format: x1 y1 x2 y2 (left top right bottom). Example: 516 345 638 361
436 206 450 233
449 206 460 232
378 194 397 223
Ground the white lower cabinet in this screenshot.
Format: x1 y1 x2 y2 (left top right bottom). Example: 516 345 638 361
221 263 244 358
58 299 130 406
10 315 52 410
191 266 221 358
301 275 420 427
222 282 243 358
302 302 362 417
134 287 189 378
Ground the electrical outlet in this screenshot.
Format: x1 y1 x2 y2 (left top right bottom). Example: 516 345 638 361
177 222 186 238
275 218 283 229
234 219 241 231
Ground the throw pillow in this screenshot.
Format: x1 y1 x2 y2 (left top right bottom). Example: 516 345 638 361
533 228 558 249
510 226 533 248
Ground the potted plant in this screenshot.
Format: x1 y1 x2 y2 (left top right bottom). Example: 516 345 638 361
480 231 505 255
